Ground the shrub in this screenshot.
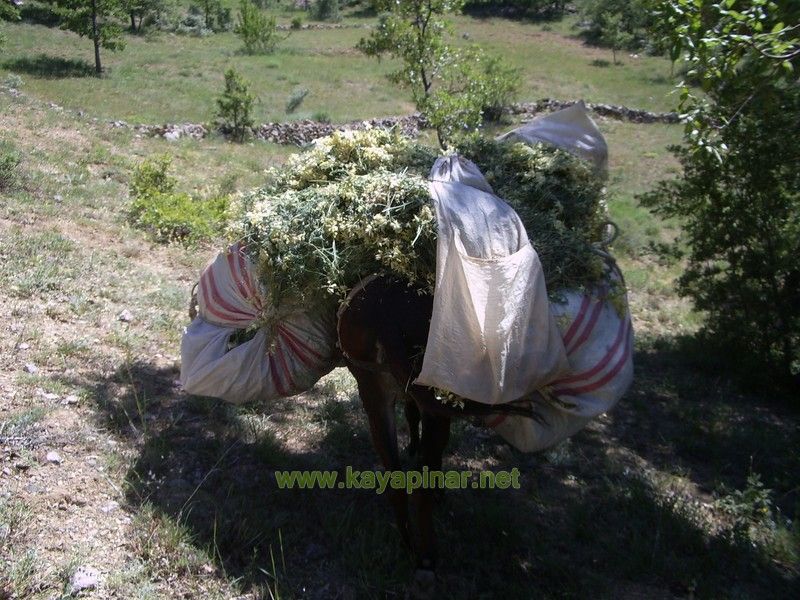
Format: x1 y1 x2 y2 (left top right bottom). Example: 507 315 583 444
214 6 232 31
577 0 656 56
285 87 309 113
359 0 518 146
18 2 60 26
470 51 519 123
311 111 331 123
129 154 176 199
291 15 303 29
642 0 800 386
2 74 24 89
130 192 230 244
462 0 566 19
197 0 233 31
421 46 519 142
215 68 256 142
235 0 282 54
0 141 22 191
310 0 340 22
129 156 230 244
176 11 214 36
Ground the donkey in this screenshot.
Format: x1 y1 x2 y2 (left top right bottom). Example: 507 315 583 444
337 275 540 587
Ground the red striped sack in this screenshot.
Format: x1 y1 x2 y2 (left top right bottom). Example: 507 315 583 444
180 243 339 404
485 278 633 453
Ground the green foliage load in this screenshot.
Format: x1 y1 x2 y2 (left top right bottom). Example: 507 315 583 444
129 155 230 245
235 129 608 319
643 0 800 382
459 135 608 289
215 68 255 142
235 0 282 54
237 130 437 315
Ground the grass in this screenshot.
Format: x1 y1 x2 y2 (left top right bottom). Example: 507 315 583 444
1 12 679 124
0 228 79 297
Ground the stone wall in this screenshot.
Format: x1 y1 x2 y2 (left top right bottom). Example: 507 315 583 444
121 99 680 144
510 99 680 124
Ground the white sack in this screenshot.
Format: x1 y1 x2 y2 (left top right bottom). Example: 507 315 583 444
496 101 608 172
486 279 634 452
196 242 263 328
415 156 570 405
180 243 338 404
180 312 338 404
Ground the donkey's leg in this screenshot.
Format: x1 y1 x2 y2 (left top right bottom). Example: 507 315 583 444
349 366 411 548
405 403 450 599
411 404 451 571
404 398 421 457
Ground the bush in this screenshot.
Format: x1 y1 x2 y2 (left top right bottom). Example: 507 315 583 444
235 0 282 54
291 15 303 29
18 2 59 26
640 87 800 385
129 156 230 244
176 10 214 36
2 74 24 89
310 0 340 22
285 87 309 113
472 52 519 123
642 1 800 386
577 0 656 56
0 141 21 191
129 154 176 198
359 1 519 146
215 68 256 142
423 46 519 141
462 0 566 19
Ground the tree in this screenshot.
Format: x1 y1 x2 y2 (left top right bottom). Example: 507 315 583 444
461 0 567 19
45 0 126 75
235 0 283 54
1 0 20 52
641 0 800 385
216 68 256 142
310 0 340 22
358 0 518 146
1 1 21 21
578 0 656 57
121 0 169 32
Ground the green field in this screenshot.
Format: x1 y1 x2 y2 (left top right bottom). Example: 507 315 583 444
0 6 797 600
2 12 678 124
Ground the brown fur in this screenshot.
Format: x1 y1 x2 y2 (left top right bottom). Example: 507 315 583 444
337 276 537 573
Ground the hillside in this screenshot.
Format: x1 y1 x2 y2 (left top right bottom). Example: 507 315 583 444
1 6 797 599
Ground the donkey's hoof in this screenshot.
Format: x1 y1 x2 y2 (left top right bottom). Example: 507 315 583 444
405 568 436 600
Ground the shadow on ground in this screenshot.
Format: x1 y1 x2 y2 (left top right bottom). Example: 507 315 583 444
618 337 800 513
52 342 798 598
3 54 95 78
